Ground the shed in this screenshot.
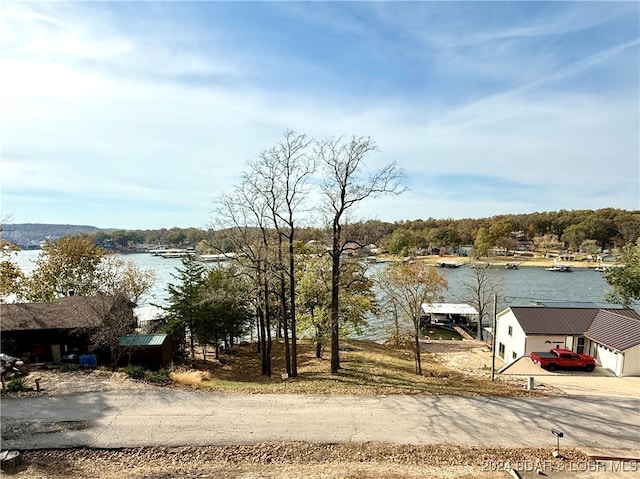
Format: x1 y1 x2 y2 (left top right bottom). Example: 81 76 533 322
119 334 173 370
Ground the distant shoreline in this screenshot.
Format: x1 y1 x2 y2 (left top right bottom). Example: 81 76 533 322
380 254 609 269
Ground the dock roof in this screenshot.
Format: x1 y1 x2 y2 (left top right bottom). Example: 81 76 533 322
421 303 478 317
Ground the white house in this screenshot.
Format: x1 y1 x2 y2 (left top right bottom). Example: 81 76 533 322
495 306 640 377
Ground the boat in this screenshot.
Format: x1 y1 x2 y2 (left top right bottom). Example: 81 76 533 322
438 261 463 268
594 262 612 272
159 250 194 259
545 263 572 272
505 262 520 270
196 253 236 263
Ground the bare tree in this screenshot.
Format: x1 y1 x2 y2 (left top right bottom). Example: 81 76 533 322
318 136 404 373
214 183 276 376
243 130 316 377
82 293 137 369
375 262 447 375
459 262 498 341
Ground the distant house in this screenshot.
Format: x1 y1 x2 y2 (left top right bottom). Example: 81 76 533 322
0 295 135 363
341 241 361 258
495 306 640 377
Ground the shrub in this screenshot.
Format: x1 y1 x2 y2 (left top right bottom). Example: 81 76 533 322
59 363 79 372
6 377 29 393
144 369 171 385
169 368 211 388
123 365 147 380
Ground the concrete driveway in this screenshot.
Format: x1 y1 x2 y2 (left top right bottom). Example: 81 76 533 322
500 357 640 398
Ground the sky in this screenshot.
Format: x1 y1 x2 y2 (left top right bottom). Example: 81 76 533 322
1 1 639 231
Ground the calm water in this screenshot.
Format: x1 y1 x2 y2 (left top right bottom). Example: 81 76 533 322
12 250 621 341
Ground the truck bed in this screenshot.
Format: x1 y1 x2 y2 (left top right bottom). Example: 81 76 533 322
531 352 556 359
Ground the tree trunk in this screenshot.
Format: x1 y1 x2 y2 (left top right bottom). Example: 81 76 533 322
263 278 272 377
288 233 298 377
279 273 291 377
414 321 422 375
330 222 341 373
256 312 262 353
314 320 323 359
258 306 267 375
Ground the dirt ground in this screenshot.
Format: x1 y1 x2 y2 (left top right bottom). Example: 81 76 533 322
423 340 565 395
7 340 558 397
1 341 589 479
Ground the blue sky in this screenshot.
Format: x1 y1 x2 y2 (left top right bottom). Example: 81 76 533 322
1 1 638 230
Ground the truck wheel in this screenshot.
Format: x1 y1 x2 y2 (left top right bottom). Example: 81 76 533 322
547 363 557 371
584 364 595 372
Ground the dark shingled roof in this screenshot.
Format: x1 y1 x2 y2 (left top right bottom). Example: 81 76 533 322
0 295 128 332
508 306 640 338
585 309 640 352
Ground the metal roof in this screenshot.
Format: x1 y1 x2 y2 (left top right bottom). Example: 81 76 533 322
508 307 597 335
533 301 624 309
506 306 640 338
421 303 478 316
585 310 640 352
119 334 169 347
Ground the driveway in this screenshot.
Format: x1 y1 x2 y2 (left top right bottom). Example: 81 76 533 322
2 390 639 454
500 357 640 399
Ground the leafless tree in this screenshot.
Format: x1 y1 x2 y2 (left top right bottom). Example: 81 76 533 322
243 130 316 377
375 262 446 375
318 136 405 373
79 293 137 369
214 183 276 376
459 262 498 341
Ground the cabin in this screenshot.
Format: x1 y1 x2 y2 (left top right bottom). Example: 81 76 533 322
494 306 640 377
0 295 136 364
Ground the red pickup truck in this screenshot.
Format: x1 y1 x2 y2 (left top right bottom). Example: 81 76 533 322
530 348 596 372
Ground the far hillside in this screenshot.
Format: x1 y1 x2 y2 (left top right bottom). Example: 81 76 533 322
1 224 104 249
2 208 638 254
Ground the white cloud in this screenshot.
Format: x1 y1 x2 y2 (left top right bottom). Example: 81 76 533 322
1 2 638 229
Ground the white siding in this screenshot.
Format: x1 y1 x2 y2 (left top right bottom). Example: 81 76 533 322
495 308 575 366
622 346 640 377
524 336 566 357
596 345 622 376
495 310 527 365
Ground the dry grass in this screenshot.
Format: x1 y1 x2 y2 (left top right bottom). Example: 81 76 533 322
169 368 211 388
179 339 539 397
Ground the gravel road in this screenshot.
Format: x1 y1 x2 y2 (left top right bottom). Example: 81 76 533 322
2 389 639 452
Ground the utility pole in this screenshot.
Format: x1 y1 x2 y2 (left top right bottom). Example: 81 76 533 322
491 292 497 381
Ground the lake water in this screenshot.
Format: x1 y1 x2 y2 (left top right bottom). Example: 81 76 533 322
12 250 622 342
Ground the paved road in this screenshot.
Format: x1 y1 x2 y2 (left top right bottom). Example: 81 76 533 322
2 390 639 452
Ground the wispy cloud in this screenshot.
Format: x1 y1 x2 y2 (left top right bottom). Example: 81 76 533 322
1 2 637 229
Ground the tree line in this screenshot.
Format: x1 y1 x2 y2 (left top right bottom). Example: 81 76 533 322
78 208 638 258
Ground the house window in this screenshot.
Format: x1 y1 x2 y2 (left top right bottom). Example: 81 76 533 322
498 343 505 359
512 351 517 360
576 337 585 354
508 326 513 337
